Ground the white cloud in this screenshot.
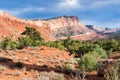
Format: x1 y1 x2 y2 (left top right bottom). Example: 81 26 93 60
35 7 45 12
0 7 45 16
81 19 120 28
20 7 33 12
57 0 81 10
90 0 120 8
56 0 120 11
4 0 119 16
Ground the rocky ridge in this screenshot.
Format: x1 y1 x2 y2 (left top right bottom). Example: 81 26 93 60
0 11 56 41
26 16 101 40
0 11 105 41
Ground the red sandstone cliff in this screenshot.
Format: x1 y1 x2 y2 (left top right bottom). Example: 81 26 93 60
25 16 99 40
0 11 56 41
0 11 105 41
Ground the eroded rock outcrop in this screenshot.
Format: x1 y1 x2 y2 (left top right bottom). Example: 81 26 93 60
26 16 97 40
0 11 105 41
0 11 56 41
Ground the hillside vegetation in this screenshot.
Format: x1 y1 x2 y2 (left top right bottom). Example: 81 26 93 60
0 27 120 80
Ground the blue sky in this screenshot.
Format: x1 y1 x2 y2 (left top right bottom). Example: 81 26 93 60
0 0 120 28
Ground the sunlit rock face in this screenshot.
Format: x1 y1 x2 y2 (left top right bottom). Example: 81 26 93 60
0 11 105 41
26 16 96 40
0 11 56 41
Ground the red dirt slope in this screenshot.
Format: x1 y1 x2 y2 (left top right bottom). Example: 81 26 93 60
0 16 56 41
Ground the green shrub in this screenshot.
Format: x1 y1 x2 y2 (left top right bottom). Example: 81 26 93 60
104 63 120 80
22 27 44 41
78 52 98 71
18 37 33 49
92 44 107 58
78 52 98 80
79 44 107 58
0 37 17 50
46 41 64 50
18 27 45 48
94 39 120 52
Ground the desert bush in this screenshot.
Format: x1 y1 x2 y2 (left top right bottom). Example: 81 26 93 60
46 40 65 50
68 70 84 80
64 38 81 55
0 37 17 50
45 37 120 58
66 64 74 70
15 62 24 68
78 52 98 71
18 37 33 49
104 63 120 80
22 27 44 42
94 39 120 52
97 61 120 78
78 52 98 80
18 27 45 49
79 44 107 58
